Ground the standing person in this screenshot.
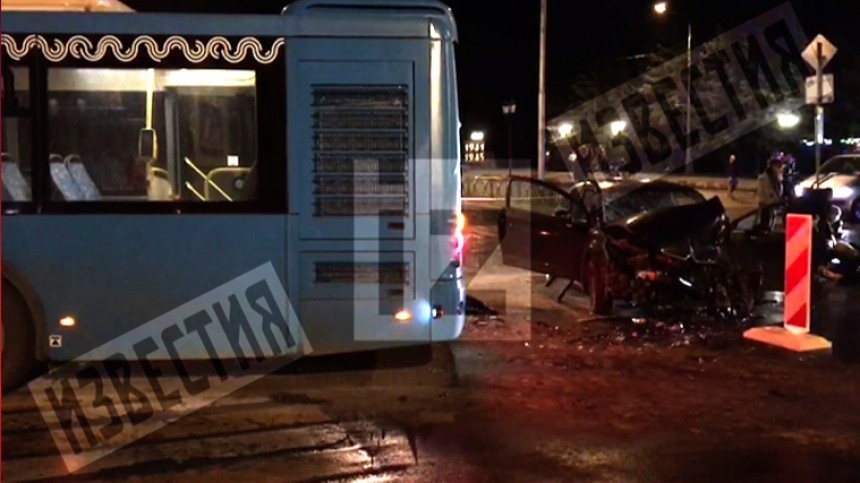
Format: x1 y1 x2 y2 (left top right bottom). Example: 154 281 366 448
577 144 594 180
595 144 610 176
727 154 740 199
756 158 783 233
782 153 798 200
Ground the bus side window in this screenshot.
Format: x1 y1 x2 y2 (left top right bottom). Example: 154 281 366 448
1 62 33 202
2 63 19 112
47 67 260 203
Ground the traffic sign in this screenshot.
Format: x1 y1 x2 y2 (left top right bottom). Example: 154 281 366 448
805 75 834 105
802 34 837 71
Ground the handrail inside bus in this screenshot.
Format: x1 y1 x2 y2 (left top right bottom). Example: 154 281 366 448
184 157 234 202
184 181 205 201
148 165 170 184
204 167 252 201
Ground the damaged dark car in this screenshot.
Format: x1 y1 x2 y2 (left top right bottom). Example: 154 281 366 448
498 176 761 317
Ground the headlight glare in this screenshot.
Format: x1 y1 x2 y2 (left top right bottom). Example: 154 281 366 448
832 187 854 200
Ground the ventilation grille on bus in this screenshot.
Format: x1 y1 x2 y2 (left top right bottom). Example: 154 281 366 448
312 86 409 217
314 262 410 285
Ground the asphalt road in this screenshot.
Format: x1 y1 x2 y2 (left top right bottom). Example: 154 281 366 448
3 189 860 482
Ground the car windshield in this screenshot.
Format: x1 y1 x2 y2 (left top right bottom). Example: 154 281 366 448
603 187 705 224
819 157 860 175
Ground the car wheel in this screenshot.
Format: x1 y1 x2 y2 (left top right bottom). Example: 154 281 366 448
2 283 36 394
586 259 612 315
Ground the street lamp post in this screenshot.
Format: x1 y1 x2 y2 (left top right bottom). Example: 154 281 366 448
503 101 517 176
685 21 692 174
654 2 693 174
538 0 547 180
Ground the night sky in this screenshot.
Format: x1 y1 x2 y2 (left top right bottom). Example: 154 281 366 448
125 0 860 166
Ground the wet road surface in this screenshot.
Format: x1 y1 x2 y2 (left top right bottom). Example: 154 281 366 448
3 191 860 482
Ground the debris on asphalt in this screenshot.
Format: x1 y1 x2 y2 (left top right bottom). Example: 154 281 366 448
574 311 750 350
466 295 499 317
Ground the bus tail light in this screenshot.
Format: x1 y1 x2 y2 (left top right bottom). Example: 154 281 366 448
452 212 467 266
431 305 444 319
59 316 76 327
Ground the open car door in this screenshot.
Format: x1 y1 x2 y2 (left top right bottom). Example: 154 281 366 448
498 177 589 278
729 204 785 292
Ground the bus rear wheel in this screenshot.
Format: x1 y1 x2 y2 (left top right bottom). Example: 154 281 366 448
2 283 35 394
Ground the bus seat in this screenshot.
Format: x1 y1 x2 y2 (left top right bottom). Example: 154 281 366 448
80 156 112 193
50 159 85 201
1 160 32 201
148 166 173 200
65 155 102 200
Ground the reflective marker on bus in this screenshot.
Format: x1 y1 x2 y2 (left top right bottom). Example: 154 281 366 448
0 0 465 393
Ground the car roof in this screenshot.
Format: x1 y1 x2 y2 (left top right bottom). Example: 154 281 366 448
823 154 860 163
508 175 703 199
572 178 698 193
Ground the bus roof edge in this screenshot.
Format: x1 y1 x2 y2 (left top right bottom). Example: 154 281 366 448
281 0 457 41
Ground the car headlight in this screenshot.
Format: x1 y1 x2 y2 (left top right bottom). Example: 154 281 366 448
832 187 854 200
794 185 805 198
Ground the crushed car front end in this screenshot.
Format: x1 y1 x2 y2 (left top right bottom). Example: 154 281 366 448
601 196 760 316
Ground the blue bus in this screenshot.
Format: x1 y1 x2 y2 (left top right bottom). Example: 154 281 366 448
0 0 465 392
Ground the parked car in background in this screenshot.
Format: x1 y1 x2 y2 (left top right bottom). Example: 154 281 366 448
794 154 860 221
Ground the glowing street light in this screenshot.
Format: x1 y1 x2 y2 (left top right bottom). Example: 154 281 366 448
777 112 801 129
610 120 627 137
470 131 485 142
653 2 668 14
557 122 574 138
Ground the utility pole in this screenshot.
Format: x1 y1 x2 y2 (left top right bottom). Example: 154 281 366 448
685 21 693 174
815 41 824 181
653 3 693 173
537 0 547 180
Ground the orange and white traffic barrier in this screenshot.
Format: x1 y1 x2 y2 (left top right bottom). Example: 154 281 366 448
744 214 832 352
784 213 814 334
